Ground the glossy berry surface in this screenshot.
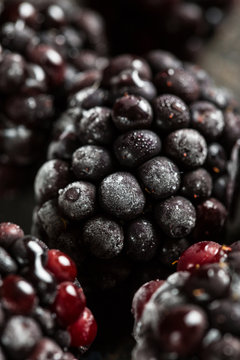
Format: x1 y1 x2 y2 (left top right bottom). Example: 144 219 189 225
133 240 240 360
46 249 77 282
53 282 86 326
33 50 240 292
0 222 97 359
177 241 228 272
68 307 98 347
0 0 107 195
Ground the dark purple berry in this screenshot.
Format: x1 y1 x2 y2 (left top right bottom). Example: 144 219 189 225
138 156 181 199
194 198 227 240
110 69 157 101
34 160 71 204
184 264 231 303
58 181 96 220
102 55 151 87
206 143 227 174
190 101 224 139
181 168 212 201
78 107 115 145
154 94 190 132
112 95 153 131
37 200 66 240
158 305 208 356
146 50 182 74
126 218 160 261
155 196 196 238
99 172 146 220
72 145 113 181
223 111 240 149
114 130 161 168
165 129 207 168
155 68 200 103
83 216 124 259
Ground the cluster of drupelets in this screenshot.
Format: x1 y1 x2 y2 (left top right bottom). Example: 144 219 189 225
0 0 240 359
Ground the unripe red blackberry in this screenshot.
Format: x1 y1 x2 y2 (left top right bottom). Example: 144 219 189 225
0 222 97 359
132 240 240 360
0 0 107 195
33 50 240 293
87 0 235 59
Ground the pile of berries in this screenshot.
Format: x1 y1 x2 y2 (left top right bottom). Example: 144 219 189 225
0 222 97 359
33 50 240 290
88 0 235 59
132 240 240 359
0 0 107 194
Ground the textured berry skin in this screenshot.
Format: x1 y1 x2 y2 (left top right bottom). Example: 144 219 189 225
133 241 240 360
155 196 196 238
88 0 234 59
0 222 96 359
99 172 146 220
165 129 208 168
33 50 240 293
83 216 124 259
0 0 107 195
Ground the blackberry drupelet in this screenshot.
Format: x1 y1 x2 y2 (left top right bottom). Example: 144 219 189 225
132 240 240 360
88 0 235 59
0 0 107 195
33 50 240 292
0 222 97 359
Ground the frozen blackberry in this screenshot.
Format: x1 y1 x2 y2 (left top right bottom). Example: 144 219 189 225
0 0 107 195
33 51 240 292
88 0 235 59
132 240 240 360
0 222 97 359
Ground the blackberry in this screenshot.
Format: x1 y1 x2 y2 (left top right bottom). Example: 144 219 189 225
0 0 107 195
0 222 97 359
87 0 235 59
132 240 240 360
33 51 240 292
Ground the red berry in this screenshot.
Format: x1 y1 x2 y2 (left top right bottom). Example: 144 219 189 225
0 222 24 249
46 250 77 283
1 275 36 314
68 308 97 347
53 282 86 326
132 280 164 321
177 241 222 272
